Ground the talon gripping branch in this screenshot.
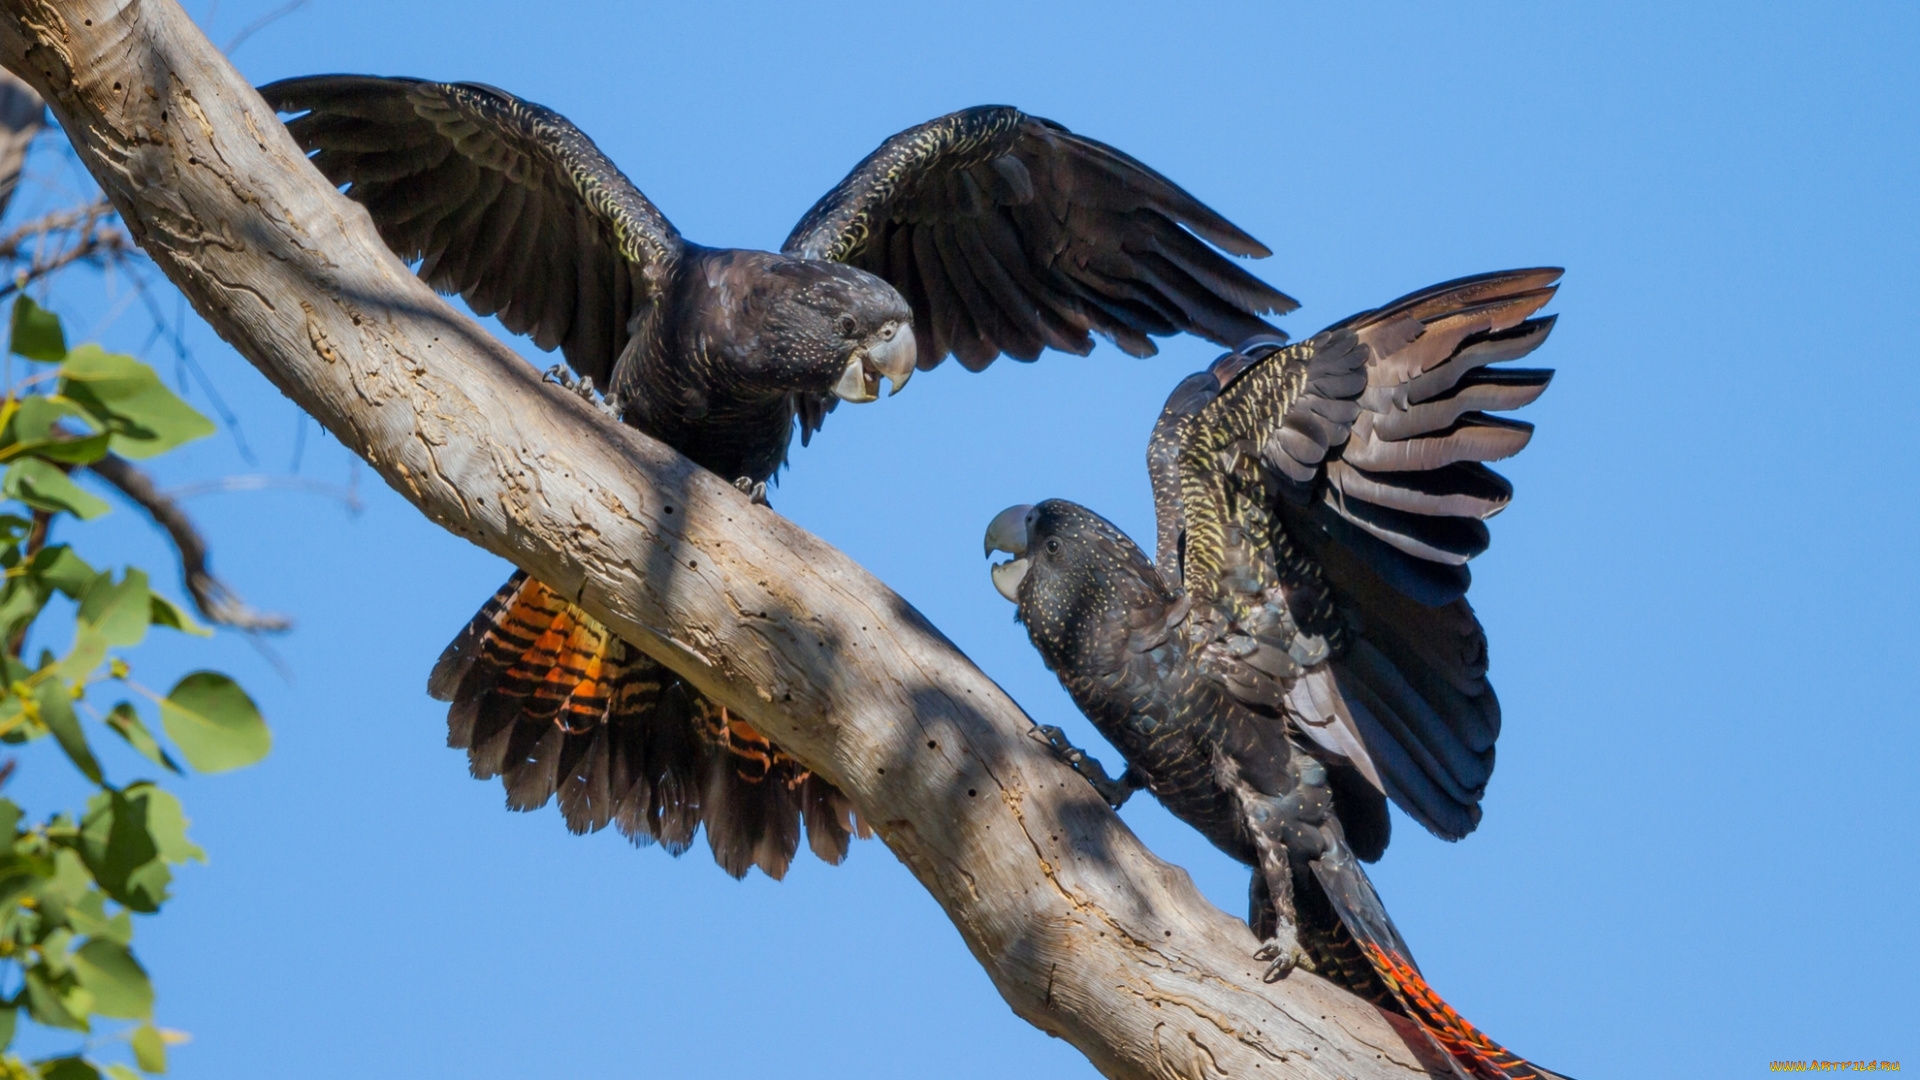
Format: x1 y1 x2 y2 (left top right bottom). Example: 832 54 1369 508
985 270 1573 1079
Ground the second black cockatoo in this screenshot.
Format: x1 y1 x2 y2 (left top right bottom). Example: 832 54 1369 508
984 270 1568 1079
261 75 1296 879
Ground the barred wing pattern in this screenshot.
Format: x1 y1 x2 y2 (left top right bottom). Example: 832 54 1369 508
263 75 682 389
1161 269 1561 840
785 106 1296 371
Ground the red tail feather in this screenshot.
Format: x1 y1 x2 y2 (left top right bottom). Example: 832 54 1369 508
1361 943 1551 1080
431 571 868 877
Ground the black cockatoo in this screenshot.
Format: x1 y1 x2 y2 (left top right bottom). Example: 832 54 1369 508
984 270 1567 1079
261 75 1296 878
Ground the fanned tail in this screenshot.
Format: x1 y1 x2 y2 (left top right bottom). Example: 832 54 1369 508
1306 847 1572 1080
428 571 869 878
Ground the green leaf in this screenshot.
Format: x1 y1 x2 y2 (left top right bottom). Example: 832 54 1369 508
0 396 108 466
23 968 88 1032
75 790 167 913
0 798 19 841
39 927 75 975
123 784 201 865
57 348 213 460
10 297 67 362
130 1024 165 1074
159 672 267 773
36 1057 102 1080
0 543 101 649
3 459 109 520
35 545 98 599
0 580 46 644
107 1066 143 1080
29 431 112 466
5 395 89 436
0 1005 13 1052
78 569 151 649
36 678 102 786
72 939 152 1019
103 704 181 775
145 594 207 638
0 850 56 910
62 890 132 947
56 624 107 682
40 848 96 913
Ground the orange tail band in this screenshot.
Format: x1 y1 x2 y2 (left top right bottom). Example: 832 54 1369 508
1361 943 1556 1080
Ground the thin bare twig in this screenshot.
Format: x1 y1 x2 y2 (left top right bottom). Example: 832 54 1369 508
222 0 308 56
0 198 112 255
0 67 39 221
85 453 293 633
0 228 132 299
127 269 258 464
166 473 363 514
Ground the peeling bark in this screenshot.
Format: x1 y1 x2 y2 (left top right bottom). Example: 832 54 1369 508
0 2 1446 1076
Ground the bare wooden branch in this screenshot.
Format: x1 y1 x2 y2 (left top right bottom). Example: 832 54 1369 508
0 204 132 298
0 3 1447 1076
0 66 39 220
85 453 292 632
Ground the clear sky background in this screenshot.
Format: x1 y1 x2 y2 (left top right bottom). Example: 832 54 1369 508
5 1 1916 1077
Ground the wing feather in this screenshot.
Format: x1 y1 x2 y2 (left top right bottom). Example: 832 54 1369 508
929 223 1002 369
785 106 1295 371
263 74 683 387
951 223 1047 360
1156 269 1560 841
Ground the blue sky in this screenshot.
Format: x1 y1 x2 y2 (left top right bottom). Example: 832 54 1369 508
6 1 1916 1076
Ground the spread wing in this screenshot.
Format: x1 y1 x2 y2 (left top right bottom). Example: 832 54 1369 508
784 106 1296 372
1155 269 1560 841
262 75 683 388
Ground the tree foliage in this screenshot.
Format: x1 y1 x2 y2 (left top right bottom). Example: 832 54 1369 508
0 297 267 1079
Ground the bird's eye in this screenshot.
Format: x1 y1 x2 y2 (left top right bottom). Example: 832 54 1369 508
837 315 858 337
1045 538 1061 554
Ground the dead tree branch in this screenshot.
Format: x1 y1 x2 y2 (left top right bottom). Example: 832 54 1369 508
85 453 292 632
0 200 132 298
0 3 1448 1076
0 66 38 220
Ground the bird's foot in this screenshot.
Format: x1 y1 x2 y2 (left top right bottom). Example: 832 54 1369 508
1253 920 1313 982
1033 724 1141 810
733 477 770 506
543 365 621 420
542 363 585 395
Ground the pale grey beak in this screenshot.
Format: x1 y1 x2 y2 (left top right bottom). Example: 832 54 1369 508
831 322 919 403
868 321 917 396
832 356 876 403
991 559 1029 604
984 503 1034 604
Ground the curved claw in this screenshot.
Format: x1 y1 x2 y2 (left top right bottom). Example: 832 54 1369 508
732 477 770 507
1254 922 1312 982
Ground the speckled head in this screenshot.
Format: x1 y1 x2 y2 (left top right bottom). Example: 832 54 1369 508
983 499 1160 659
722 255 916 402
